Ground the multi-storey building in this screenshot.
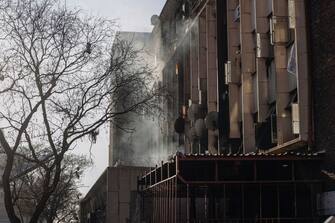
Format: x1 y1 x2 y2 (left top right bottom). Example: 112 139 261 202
108 31 166 167
137 0 335 222
81 0 335 221
154 0 311 156
80 32 155 223
308 0 335 217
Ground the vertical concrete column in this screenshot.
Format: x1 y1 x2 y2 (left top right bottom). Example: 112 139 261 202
190 20 200 104
198 11 207 106
190 21 200 154
107 168 120 223
183 41 192 154
240 0 256 153
272 0 294 144
206 0 218 153
109 124 114 166
198 10 208 153
183 43 191 104
294 0 309 142
255 0 270 122
227 0 241 140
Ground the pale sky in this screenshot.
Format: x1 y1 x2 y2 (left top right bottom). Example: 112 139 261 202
67 0 166 32
66 0 166 196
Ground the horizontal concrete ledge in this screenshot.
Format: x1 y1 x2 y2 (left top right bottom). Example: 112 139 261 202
265 138 307 154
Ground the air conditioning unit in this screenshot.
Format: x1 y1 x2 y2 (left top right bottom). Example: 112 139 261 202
270 16 289 45
291 103 300 134
225 61 232 84
205 111 219 130
233 5 240 22
188 104 206 121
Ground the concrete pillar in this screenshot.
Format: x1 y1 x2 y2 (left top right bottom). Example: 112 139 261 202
294 0 309 142
206 0 218 154
183 42 191 104
190 20 200 154
227 0 242 140
109 124 114 166
255 0 270 122
107 168 120 223
272 0 294 144
198 11 207 106
198 10 208 153
109 123 119 166
183 39 192 154
190 20 200 104
240 0 256 153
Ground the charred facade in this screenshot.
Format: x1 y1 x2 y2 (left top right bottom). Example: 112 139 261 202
138 0 335 222
138 152 324 222
153 0 311 155
81 0 335 222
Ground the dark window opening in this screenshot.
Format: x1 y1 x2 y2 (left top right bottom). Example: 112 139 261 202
255 103 277 150
218 161 254 181
180 160 215 181
261 184 278 218
279 184 295 218
296 183 312 217
244 184 260 219
225 184 242 219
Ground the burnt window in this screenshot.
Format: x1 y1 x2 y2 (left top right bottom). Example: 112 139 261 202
261 184 278 218
180 160 215 181
279 184 295 218
257 161 292 180
244 184 260 218
225 184 242 219
296 183 313 217
218 161 254 181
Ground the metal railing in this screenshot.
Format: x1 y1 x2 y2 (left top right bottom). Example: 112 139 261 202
188 218 319 223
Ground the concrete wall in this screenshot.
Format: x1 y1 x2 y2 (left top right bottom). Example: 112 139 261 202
80 169 107 223
156 0 311 155
226 0 310 153
309 0 335 170
80 166 148 223
106 166 148 223
108 32 162 167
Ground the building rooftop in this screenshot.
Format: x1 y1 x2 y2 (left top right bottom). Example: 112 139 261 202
175 151 323 161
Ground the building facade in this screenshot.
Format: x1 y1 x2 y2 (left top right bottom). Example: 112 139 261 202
137 0 335 221
80 166 148 223
308 0 335 216
308 0 335 175
82 0 335 221
153 0 311 156
108 31 165 167
81 31 161 223
139 152 324 222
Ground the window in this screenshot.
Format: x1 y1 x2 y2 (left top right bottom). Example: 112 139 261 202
262 184 278 218
266 58 276 103
218 161 254 181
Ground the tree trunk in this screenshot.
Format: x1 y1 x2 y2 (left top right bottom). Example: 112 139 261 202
2 152 21 223
29 159 62 223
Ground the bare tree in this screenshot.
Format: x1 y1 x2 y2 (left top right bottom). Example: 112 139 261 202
0 0 160 222
19 154 89 223
10 153 90 223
